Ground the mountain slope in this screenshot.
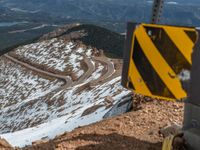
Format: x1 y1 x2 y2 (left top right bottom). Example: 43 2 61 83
0 24 131 147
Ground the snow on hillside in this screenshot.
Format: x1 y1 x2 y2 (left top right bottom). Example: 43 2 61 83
14 38 93 78
1 76 130 147
0 37 130 147
86 62 104 82
0 57 63 133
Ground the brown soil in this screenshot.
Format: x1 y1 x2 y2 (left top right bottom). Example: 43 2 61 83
0 138 13 150
20 95 184 150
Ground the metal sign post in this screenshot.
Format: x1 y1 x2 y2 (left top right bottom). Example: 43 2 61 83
183 30 200 150
151 0 164 24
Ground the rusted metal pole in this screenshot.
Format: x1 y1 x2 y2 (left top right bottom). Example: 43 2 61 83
151 0 164 24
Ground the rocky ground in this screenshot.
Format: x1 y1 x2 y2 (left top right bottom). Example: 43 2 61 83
8 95 183 150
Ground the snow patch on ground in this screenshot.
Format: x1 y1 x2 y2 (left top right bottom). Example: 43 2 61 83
14 39 91 77
0 77 130 147
86 62 104 82
0 57 62 110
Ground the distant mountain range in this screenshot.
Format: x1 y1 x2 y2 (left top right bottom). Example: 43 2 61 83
1 0 200 25
0 0 200 51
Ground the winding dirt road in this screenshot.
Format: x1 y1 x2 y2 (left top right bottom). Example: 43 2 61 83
4 54 72 87
72 56 95 86
4 53 116 91
92 56 115 85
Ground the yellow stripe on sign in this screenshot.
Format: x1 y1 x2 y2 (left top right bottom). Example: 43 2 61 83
164 27 196 64
129 60 152 95
135 25 187 99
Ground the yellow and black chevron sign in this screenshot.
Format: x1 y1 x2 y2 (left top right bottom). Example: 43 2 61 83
122 23 198 100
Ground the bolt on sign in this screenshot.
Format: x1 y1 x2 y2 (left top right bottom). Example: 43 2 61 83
122 23 198 101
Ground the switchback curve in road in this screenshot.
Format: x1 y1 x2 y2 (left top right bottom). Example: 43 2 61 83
91 56 115 85
72 56 95 86
4 54 116 90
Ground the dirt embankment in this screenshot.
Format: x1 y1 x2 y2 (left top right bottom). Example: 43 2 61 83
0 138 13 150
17 95 183 150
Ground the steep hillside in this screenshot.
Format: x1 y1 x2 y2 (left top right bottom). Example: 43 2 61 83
1 95 184 150
0 24 131 147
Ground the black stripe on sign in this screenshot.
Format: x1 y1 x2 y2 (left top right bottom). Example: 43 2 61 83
132 37 175 99
128 80 135 90
144 26 191 74
184 30 197 43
